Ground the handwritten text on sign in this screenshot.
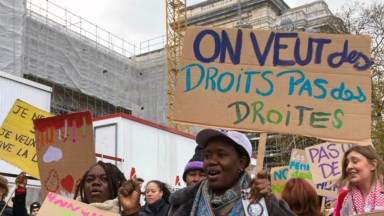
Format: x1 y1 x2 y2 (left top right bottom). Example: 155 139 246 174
288 149 340 198
271 166 288 199
37 193 119 216
0 100 53 179
305 142 354 184
172 27 371 145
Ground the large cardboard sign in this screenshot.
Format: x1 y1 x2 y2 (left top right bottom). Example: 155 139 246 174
34 111 96 199
37 192 119 216
0 100 53 178
288 149 339 198
172 27 371 145
271 166 288 199
305 142 354 184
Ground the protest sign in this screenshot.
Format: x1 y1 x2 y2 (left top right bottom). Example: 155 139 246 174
172 27 371 146
0 99 53 178
34 111 96 198
288 149 339 198
37 192 120 216
305 142 354 184
271 166 288 199
340 196 353 216
361 212 384 215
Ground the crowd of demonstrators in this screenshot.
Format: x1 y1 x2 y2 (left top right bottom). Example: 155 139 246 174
183 146 205 187
13 172 41 216
282 178 325 216
4 131 384 216
0 175 12 216
333 145 384 215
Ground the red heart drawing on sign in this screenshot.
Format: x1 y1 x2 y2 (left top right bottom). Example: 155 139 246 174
61 175 74 193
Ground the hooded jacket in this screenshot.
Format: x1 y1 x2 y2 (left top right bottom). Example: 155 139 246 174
168 181 296 216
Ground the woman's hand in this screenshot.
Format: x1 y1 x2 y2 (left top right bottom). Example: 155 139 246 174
248 169 272 214
15 172 27 190
118 178 142 215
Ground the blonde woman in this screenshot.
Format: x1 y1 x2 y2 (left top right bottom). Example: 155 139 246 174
334 145 384 215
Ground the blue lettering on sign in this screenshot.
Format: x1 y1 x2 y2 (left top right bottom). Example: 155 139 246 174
181 63 366 103
192 29 369 70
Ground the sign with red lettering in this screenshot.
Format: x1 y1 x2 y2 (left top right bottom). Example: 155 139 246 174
34 111 96 198
305 142 354 184
172 27 371 145
38 192 120 216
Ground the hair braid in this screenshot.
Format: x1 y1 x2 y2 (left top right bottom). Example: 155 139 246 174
74 161 127 204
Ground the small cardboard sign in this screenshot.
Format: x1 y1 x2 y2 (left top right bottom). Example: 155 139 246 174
305 142 354 184
271 166 288 199
34 111 96 199
288 149 339 198
340 196 353 216
0 99 54 179
361 211 384 215
37 192 120 216
172 26 371 145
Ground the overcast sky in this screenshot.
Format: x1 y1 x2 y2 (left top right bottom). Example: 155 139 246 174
29 0 375 54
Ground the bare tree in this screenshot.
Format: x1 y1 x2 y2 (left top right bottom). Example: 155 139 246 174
324 1 384 159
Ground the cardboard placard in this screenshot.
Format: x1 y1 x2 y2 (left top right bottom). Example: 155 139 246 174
271 166 288 199
288 149 339 198
172 26 371 145
34 111 96 199
340 196 353 216
37 192 120 216
0 100 54 178
305 142 354 184
361 211 384 215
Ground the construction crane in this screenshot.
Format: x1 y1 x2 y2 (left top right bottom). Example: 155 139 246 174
166 0 190 133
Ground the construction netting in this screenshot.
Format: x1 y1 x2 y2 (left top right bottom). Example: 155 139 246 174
21 10 168 126
0 0 25 76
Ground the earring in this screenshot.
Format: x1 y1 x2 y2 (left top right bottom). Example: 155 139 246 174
239 168 243 173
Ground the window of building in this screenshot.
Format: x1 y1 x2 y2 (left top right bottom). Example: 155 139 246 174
213 0 226 7
201 5 210 10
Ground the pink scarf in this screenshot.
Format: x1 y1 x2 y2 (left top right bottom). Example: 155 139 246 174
342 180 384 214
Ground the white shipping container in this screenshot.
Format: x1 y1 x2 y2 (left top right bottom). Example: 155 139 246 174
0 70 52 205
93 114 197 190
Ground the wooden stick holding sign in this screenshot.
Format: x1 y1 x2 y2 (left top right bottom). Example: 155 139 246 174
321 197 326 213
254 133 267 175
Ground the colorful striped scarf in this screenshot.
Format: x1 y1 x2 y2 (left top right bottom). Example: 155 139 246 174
190 171 250 216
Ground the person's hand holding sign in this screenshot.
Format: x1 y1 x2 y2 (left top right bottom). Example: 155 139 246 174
248 169 272 214
118 178 141 215
15 172 27 190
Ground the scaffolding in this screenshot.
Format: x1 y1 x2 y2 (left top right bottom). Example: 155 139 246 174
166 0 190 133
23 0 167 120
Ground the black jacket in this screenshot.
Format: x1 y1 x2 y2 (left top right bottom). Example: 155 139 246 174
168 181 297 216
140 198 170 216
12 190 28 216
0 200 13 216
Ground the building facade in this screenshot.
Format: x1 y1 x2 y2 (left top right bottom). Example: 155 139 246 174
183 0 334 32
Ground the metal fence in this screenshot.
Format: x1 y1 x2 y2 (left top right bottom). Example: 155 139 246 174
26 0 166 58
